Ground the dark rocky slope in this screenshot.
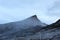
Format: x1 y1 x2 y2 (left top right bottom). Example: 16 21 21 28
27 19 60 40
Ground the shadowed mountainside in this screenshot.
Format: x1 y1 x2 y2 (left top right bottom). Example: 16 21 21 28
26 19 60 40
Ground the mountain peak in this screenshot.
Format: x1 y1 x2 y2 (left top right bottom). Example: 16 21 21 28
30 15 39 20
31 15 37 18
56 19 60 22
30 15 38 19
55 19 60 23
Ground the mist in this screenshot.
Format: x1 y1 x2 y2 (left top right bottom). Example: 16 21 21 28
0 0 60 24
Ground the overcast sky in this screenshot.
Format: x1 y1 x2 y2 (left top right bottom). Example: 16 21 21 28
0 0 60 24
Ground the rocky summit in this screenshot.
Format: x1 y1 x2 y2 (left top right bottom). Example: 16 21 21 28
0 15 60 40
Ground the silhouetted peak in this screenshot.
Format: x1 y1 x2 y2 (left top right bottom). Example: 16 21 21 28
30 15 38 19
32 15 37 18
56 19 60 22
55 19 60 23
29 15 39 20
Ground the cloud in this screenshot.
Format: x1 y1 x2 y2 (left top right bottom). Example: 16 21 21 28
47 0 60 17
0 0 59 24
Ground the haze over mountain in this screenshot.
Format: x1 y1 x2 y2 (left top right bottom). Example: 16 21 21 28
0 15 47 40
0 0 60 40
0 0 60 24
0 15 60 40
0 15 46 30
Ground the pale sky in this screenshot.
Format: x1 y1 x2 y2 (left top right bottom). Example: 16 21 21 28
0 0 60 24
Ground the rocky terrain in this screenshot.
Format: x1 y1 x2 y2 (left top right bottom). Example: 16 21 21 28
0 15 60 40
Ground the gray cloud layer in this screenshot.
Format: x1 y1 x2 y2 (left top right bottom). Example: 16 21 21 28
0 0 60 24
